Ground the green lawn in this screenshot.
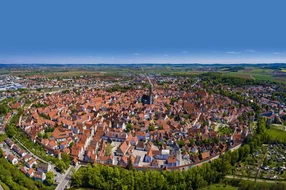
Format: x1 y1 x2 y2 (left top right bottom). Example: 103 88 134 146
0 134 7 142
199 183 238 190
266 127 286 142
46 132 52 138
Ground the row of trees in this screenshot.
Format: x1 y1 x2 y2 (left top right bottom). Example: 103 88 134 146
72 163 220 190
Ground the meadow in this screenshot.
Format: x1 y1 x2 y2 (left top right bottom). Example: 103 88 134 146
266 127 286 143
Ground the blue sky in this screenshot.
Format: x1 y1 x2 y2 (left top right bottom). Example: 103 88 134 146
0 0 286 64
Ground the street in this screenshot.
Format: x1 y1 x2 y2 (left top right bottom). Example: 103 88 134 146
55 165 81 190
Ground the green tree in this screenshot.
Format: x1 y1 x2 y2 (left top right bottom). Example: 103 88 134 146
126 156 133 170
126 123 132 132
45 171 54 186
176 140 186 148
5 125 16 138
105 143 113 156
148 125 155 131
37 132 43 139
61 153 71 166
0 104 8 115
55 160 67 173
230 150 239 165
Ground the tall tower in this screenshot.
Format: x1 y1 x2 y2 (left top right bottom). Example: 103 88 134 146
149 84 153 104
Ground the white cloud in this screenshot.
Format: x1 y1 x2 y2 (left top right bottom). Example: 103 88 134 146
182 50 188 54
226 51 242 54
244 49 256 53
273 52 285 55
134 53 140 56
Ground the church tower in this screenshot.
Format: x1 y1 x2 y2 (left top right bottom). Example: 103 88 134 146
149 84 153 104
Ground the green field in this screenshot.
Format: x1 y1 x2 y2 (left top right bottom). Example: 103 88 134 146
224 71 253 79
266 127 286 142
224 67 286 83
199 183 238 190
0 70 10 75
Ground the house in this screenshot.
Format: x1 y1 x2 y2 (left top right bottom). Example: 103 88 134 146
50 127 73 142
116 141 130 156
144 148 152 162
23 154 33 162
182 152 190 160
27 168 35 177
201 151 210 160
154 149 169 160
12 144 21 154
20 166 27 175
98 155 114 165
47 140 58 150
4 138 14 149
118 155 129 167
7 154 18 165
33 171 46 181
232 133 242 143
72 157 79 166
84 150 96 163
150 159 159 167
37 163 51 173
59 139 72 150
17 149 27 157
136 131 146 141
103 131 127 142
26 159 37 168
167 155 180 167
136 141 145 150
71 143 84 158
126 133 139 146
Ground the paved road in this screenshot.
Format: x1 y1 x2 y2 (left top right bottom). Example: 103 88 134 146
0 183 4 190
225 175 286 183
55 165 81 190
55 166 72 190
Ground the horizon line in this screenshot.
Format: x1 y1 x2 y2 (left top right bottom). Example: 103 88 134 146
0 62 286 65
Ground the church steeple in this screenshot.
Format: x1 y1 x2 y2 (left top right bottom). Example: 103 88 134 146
149 84 153 104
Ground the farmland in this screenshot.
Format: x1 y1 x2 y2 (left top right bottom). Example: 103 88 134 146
224 67 286 83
